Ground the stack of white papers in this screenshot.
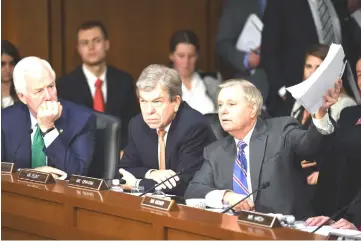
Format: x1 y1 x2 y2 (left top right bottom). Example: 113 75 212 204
286 44 347 114
293 221 361 238
235 14 263 52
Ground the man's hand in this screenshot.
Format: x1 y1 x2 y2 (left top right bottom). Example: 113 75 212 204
148 170 180 190
247 51 261 69
314 79 342 119
118 168 137 189
223 191 254 212
306 171 319 185
37 101 63 132
33 166 67 179
306 216 334 226
331 218 358 230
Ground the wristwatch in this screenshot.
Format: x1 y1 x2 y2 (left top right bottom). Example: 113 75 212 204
41 127 56 136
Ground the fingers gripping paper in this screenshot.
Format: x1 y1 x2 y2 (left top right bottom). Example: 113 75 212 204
286 44 347 114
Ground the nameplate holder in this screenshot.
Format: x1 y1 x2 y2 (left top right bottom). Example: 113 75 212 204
1 162 15 174
68 175 109 191
17 169 55 184
237 210 281 229
141 196 178 212
326 232 361 240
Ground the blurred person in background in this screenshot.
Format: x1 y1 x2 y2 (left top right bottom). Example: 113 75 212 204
1 40 20 108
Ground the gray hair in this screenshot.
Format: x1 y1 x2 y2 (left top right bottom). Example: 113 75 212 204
13 56 56 95
136 64 182 101
219 79 263 116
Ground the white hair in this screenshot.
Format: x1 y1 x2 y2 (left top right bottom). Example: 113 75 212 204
13 56 56 95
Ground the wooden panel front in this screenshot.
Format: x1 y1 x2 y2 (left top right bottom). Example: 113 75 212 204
166 228 215 240
1 227 48 240
76 208 154 239
2 192 64 226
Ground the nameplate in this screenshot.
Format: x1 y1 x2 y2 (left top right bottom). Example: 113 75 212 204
327 232 361 240
141 196 178 212
1 162 15 174
17 169 55 184
237 210 281 228
68 175 109 191
75 189 105 202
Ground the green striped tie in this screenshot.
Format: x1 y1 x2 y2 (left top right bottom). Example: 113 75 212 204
31 125 46 168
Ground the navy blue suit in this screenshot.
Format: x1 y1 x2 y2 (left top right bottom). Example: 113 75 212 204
1 100 96 176
118 102 216 196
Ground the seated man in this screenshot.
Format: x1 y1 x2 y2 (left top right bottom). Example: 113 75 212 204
185 79 341 219
118 64 216 196
1 56 96 178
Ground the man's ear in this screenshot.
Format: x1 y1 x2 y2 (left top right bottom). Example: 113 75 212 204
249 103 258 118
104 39 110 52
17 93 27 105
174 96 181 112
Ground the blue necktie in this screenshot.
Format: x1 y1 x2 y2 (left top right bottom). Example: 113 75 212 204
259 0 267 16
233 140 249 195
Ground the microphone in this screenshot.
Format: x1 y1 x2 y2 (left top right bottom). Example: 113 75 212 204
311 190 361 233
11 129 33 163
222 181 270 214
139 162 201 197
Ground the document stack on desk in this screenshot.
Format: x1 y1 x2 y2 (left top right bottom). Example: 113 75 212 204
286 44 347 114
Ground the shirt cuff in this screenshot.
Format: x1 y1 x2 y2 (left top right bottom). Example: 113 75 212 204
145 169 156 179
135 179 142 187
243 53 251 70
44 128 60 148
205 190 228 209
312 112 334 135
278 86 287 98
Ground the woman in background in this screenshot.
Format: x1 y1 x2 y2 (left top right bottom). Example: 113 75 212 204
169 30 220 115
1 40 20 108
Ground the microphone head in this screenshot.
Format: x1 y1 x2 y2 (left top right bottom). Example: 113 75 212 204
261 182 270 189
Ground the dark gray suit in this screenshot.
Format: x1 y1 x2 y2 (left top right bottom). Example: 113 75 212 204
215 0 269 101
185 117 329 219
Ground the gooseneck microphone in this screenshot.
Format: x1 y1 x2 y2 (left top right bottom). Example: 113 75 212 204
11 129 33 163
312 189 361 233
139 162 201 197
222 181 271 214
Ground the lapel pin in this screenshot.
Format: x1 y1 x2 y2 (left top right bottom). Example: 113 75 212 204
59 129 64 134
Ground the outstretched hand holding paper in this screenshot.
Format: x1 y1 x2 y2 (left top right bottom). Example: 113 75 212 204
286 44 346 115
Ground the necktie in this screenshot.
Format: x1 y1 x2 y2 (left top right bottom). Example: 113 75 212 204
31 125 46 168
317 0 335 45
158 129 167 170
94 79 104 112
233 140 249 195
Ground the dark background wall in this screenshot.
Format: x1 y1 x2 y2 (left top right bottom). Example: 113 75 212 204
2 0 223 80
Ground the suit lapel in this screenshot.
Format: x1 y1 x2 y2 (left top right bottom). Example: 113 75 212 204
249 119 268 201
76 67 93 108
15 104 32 168
105 67 116 113
221 136 237 189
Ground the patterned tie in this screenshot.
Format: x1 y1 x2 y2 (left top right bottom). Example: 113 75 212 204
233 140 249 195
158 129 167 170
31 125 46 168
93 79 105 112
317 0 335 45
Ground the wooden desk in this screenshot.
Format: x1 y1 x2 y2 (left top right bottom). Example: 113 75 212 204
1 173 324 240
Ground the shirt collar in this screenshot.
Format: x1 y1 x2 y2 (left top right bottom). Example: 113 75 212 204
82 64 107 85
181 72 202 93
29 111 38 130
234 121 257 147
157 122 172 134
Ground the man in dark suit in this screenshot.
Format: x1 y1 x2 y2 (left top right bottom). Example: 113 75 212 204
117 64 216 196
261 0 360 117
185 79 341 219
57 20 139 149
2 57 96 178
215 0 269 102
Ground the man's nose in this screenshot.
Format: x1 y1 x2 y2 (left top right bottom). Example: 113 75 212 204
44 88 52 100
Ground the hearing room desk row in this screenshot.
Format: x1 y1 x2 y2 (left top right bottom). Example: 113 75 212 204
1 174 323 240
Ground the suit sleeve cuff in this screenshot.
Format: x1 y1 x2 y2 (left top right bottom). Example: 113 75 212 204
205 190 228 208
312 112 334 134
44 128 60 148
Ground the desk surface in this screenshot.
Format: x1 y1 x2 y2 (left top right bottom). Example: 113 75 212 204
1 173 324 240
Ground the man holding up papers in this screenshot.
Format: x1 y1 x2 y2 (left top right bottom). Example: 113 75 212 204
185 77 341 219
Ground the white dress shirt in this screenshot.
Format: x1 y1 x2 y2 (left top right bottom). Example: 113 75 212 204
205 113 334 208
182 73 216 114
82 64 107 102
1 96 14 109
30 112 59 166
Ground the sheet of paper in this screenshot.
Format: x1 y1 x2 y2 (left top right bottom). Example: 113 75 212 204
286 44 346 114
235 14 263 52
293 221 361 237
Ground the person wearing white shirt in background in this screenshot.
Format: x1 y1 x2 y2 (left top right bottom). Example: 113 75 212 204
1 40 20 109
169 30 220 115
185 78 341 219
